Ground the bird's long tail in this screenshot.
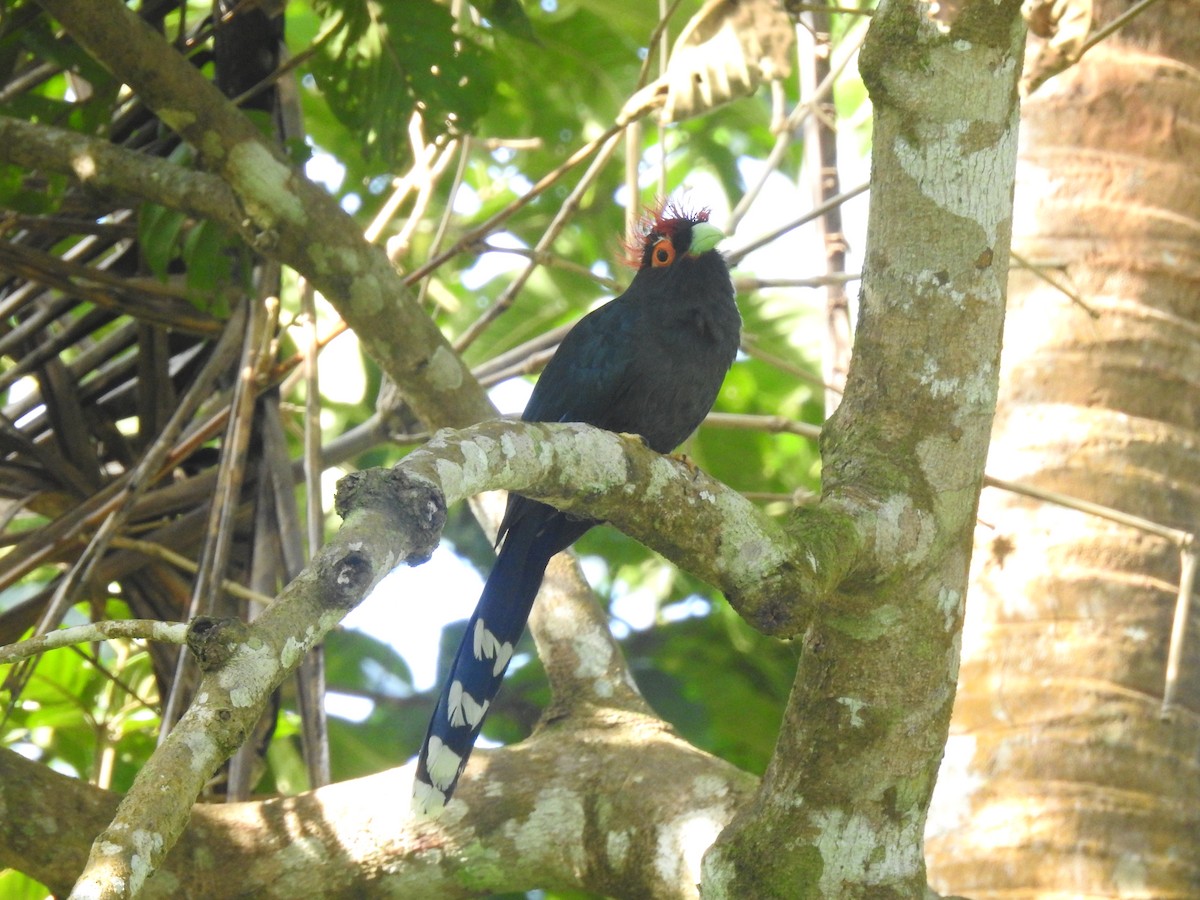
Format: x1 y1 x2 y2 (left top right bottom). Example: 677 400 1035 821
413 505 588 813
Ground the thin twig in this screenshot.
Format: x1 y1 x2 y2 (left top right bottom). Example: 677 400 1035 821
475 346 558 388
0 620 187 666
740 489 820 505
161 295 278 739
453 128 625 353
403 121 629 286
404 0 676 289
363 118 438 244
33 305 249 633
982 474 1194 548
727 182 870 265
477 244 623 292
634 0 691 89
738 273 860 290
389 137 460 257
788 3 874 14
704 412 822 441
1161 545 1198 718
469 322 572 384
0 240 224 336
108 535 278 609
1078 0 1167 56
1024 0 1168 93
739 332 831 392
656 0 670 197
702 412 1200 561
1009 248 1099 318
301 280 324 558
729 17 869 231
799 2 853 414
417 135 472 310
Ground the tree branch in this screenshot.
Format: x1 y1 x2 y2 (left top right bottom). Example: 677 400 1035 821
3 715 756 899
66 473 447 899
0 620 186 665
395 420 854 637
0 115 242 231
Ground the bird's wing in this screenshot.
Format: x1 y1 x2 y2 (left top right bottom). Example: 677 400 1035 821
520 297 639 428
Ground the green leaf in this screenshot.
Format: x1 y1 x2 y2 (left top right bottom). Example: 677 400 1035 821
266 726 312 794
308 0 495 162
181 219 236 316
625 606 797 774
16 14 111 90
324 628 414 694
473 0 539 42
138 202 187 281
0 163 66 214
0 869 52 900
327 704 427 780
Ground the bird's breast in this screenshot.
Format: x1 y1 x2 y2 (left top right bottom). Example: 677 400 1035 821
617 305 737 452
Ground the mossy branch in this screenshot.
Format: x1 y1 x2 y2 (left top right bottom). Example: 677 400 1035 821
392 420 860 638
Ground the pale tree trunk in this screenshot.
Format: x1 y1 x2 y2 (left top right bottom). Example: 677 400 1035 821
926 3 1200 896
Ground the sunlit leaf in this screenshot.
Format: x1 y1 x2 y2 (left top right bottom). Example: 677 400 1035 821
309 0 495 162
622 0 794 123
0 868 51 900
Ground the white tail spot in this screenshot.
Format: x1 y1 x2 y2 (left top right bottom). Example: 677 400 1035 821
412 779 446 816
448 680 490 728
492 641 513 677
474 618 499 660
474 619 514 676
425 735 464 790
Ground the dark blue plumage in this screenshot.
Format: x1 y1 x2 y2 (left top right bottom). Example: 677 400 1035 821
414 206 740 813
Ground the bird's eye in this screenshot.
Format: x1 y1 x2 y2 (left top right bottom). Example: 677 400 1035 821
651 238 675 268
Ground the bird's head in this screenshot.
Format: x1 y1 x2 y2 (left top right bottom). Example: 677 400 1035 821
627 202 725 272
623 202 734 310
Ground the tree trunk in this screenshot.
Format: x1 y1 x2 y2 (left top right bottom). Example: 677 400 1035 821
926 5 1200 895
702 1 1026 895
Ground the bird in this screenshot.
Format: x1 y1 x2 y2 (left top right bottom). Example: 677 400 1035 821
413 203 741 814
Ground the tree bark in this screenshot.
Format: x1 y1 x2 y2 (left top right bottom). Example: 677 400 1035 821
1 724 756 900
926 2 1200 894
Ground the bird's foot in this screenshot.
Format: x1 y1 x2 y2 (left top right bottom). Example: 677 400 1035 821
669 452 701 476
617 431 653 449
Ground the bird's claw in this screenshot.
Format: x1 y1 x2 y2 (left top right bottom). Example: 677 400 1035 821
669 452 701 476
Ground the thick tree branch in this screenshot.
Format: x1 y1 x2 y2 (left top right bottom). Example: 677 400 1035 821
396 420 854 637
2 715 757 899
530 551 648 713
0 116 242 230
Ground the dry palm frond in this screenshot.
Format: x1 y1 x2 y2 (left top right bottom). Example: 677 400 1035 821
0 0 325 799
